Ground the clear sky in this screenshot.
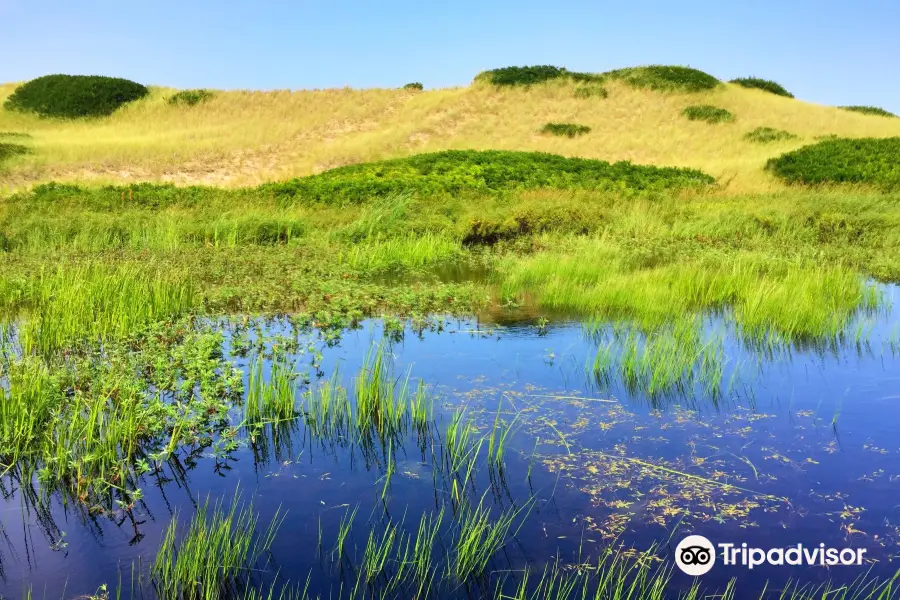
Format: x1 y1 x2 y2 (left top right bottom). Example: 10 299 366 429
1 0 898 113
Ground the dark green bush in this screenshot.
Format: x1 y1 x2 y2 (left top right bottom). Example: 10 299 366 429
0 143 29 164
402 82 424 91
541 123 592 138
262 150 716 205
3 74 149 119
744 127 797 143
168 89 214 106
573 86 609 99
682 105 734 124
602 66 720 92
767 137 900 190
839 105 896 118
730 77 794 98
474 65 603 87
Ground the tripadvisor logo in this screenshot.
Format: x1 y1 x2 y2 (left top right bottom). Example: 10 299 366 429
676 535 716 576
675 535 868 576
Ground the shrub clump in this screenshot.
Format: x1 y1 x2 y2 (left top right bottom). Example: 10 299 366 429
682 105 734 124
574 85 609 99
0 143 30 164
3 74 149 119
602 65 720 93
263 150 716 204
168 89 214 106
730 77 794 98
839 105 896 118
744 127 797 143
402 82 424 91
767 137 900 191
474 65 603 87
541 123 591 138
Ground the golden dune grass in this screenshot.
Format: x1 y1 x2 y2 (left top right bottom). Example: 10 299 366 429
1 79 899 193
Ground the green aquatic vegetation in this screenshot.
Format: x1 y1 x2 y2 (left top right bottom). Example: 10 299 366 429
500 238 877 343
590 317 725 397
744 126 797 143
452 495 526 581
730 77 794 98
0 264 196 356
4 74 149 119
245 355 300 424
602 65 720 92
682 105 734 124
263 149 716 204
168 89 215 106
541 122 592 138
839 105 896 118
767 137 900 190
152 492 283 600
0 319 242 508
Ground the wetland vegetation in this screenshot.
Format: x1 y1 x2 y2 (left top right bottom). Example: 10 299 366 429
1 65 900 599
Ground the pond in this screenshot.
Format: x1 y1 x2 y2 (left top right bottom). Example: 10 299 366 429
2 286 900 599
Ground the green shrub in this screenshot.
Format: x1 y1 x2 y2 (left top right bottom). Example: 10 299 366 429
602 65 720 92
541 122 592 138
744 127 797 143
0 143 29 164
402 82 424 91
767 137 900 190
730 77 794 98
474 65 603 87
574 85 609 99
3 74 149 119
263 150 716 204
839 105 896 118
682 105 734 124
168 89 214 106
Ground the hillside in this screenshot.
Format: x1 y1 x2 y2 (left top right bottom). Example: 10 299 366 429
2 77 899 193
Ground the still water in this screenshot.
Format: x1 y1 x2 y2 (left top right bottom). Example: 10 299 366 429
2 289 900 598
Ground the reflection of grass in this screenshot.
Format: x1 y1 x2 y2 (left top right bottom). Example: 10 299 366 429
590 317 725 397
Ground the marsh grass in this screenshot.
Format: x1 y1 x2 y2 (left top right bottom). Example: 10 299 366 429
589 317 725 398
152 492 283 600
3 264 196 356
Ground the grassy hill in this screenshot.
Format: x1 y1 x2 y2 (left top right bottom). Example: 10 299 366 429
2 77 899 193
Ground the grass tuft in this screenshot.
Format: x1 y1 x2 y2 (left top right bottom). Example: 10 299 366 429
839 105 896 118
682 105 734 124
540 122 592 137
152 492 283 600
744 126 797 143
730 77 794 98
168 89 215 106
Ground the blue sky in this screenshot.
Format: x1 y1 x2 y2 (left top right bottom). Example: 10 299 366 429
2 0 897 112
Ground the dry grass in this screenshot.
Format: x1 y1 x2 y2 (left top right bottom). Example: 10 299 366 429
2 79 899 193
